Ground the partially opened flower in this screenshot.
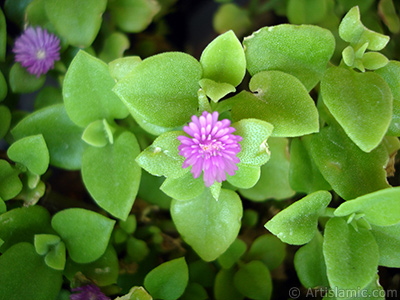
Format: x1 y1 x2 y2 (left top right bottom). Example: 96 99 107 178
70 284 110 300
13 26 60 77
178 111 242 187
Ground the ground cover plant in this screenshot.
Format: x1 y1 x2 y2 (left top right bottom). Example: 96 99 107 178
0 0 400 299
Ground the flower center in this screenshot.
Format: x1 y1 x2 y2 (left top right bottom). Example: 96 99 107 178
199 140 223 156
36 49 46 60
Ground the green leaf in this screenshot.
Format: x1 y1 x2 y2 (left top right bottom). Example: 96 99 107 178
7 134 49 175
64 245 119 286
199 79 236 103
0 8 6 62
379 0 400 33
245 234 286 270
44 0 106 47
126 237 149 262
239 137 295 201
0 70 7 101
289 137 331 194
0 205 52 253
375 60 400 136
51 208 115 263
265 190 331 245
227 163 260 189
323 217 379 290
214 268 244 300
9 63 45 93
34 234 61 255
234 261 272 300
294 231 329 288
4 0 35 24
0 160 22 201
63 50 129 127
136 131 187 178
231 71 319 137
82 120 112 147
0 243 62 300
144 257 188 300
371 222 400 268
0 105 11 139
189 260 216 288
82 131 141 220
213 3 251 37
287 0 328 24
243 24 335 91
113 52 202 128
98 32 130 63
26 0 53 29
108 0 161 33
200 30 246 87
115 286 152 300
334 187 400 226
34 86 63 110
321 66 392 152
0 198 6 214
11 104 86 170
138 170 171 209
160 171 205 201
180 283 208 300
44 240 66 271
217 238 247 269
362 52 389 70
339 6 390 51
310 124 390 200
171 188 242 261
108 56 142 81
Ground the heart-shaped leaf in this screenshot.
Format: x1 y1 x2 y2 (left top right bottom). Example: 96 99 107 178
321 66 392 152
217 239 247 269
9 63 45 93
161 171 205 201
243 24 335 91
0 105 11 139
231 71 319 137
108 56 142 81
51 208 115 263
171 188 242 261
371 222 400 268
265 190 331 245
0 160 22 201
0 70 7 101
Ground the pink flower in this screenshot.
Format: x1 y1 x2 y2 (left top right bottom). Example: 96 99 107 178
178 111 242 187
13 26 60 77
70 284 110 300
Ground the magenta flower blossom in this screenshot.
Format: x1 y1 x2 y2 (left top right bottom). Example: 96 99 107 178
178 111 242 187
70 284 110 300
13 26 60 77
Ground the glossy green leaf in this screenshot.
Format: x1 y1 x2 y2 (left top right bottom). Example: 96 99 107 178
34 234 61 256
239 138 295 201
200 30 245 87
99 32 130 63
45 0 106 47
199 79 235 103
321 66 392 152
214 268 244 300
51 208 115 263
160 171 205 201
0 243 62 300
294 231 329 288
0 198 6 214
81 120 111 147
171 188 242 261
217 238 247 269
136 131 187 178
227 163 260 189
287 0 328 24
34 86 63 110
0 70 7 101
0 8 6 61
310 124 390 200
334 187 400 226
108 56 142 81
44 240 66 270
0 206 52 254
115 286 153 300
213 3 251 37
26 0 52 28
144 257 188 300
231 71 319 137
113 52 202 128
11 104 86 170
375 60 400 136
0 160 22 201
289 137 331 194
379 0 400 33
323 217 379 290
245 234 286 270
63 50 129 127
119 215 136 234
243 24 335 91
7 134 49 175
339 6 390 51
371 222 400 268
0 105 11 139
108 0 160 33
64 245 119 286
234 261 272 300
9 63 45 93
265 191 331 245
82 131 141 220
